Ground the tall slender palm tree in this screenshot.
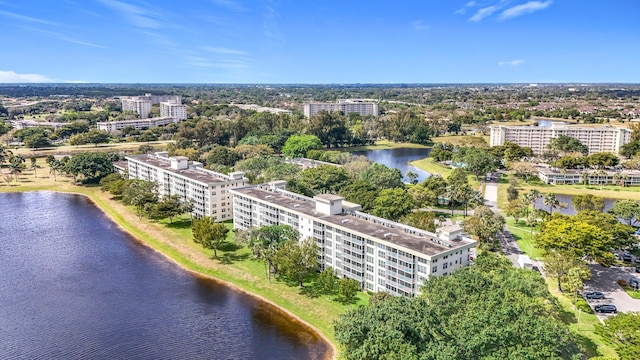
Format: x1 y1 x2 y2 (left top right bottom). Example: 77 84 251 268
522 189 541 216
543 192 560 214
49 160 62 182
8 159 25 182
30 157 38 178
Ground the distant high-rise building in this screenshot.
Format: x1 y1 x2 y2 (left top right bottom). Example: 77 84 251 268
490 124 632 155
303 99 379 118
160 100 187 120
120 94 181 119
121 98 152 119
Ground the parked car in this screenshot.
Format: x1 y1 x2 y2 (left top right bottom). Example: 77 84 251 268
623 253 633 262
594 304 617 313
636 265 640 273
631 277 640 290
585 291 605 299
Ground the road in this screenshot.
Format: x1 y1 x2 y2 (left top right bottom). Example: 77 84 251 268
484 174 544 272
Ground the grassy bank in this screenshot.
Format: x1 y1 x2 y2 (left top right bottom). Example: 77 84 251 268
343 140 430 152
410 157 481 189
1 164 373 358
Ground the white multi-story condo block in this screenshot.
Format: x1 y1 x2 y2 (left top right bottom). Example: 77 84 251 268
231 181 476 297
160 100 187 120
303 99 379 118
96 117 181 132
126 152 247 221
490 124 632 155
120 94 181 119
121 98 152 119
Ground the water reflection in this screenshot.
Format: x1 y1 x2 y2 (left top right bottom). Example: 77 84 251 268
351 147 432 182
0 192 328 360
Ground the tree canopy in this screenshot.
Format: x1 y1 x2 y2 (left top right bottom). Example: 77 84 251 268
334 253 581 360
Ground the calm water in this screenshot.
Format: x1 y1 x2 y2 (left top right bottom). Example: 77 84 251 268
351 147 432 182
0 192 328 360
533 194 615 215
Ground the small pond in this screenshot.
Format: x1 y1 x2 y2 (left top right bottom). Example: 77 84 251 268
351 147 432 182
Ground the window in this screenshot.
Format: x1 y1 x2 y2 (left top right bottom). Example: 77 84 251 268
443 263 448 270
432 266 437 273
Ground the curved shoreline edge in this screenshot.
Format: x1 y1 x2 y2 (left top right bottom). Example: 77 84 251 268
4 188 337 360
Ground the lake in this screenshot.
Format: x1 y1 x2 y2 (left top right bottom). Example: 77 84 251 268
351 147 432 182
533 194 615 215
0 192 328 360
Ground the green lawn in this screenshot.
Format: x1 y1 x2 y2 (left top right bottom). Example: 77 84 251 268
547 280 619 359
504 218 544 259
622 286 640 299
342 140 430 152
410 158 480 189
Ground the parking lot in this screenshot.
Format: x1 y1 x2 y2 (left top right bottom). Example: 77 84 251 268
583 264 640 319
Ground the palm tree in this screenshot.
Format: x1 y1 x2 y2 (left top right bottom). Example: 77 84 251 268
8 158 25 182
522 189 541 216
543 193 560 214
30 156 38 178
49 160 62 182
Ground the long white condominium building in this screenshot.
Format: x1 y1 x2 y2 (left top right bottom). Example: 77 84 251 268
120 94 181 119
231 181 476 297
303 99 379 118
127 152 247 221
490 124 632 155
160 100 187 120
96 117 180 132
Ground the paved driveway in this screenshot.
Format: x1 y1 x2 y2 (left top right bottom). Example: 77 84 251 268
584 264 640 316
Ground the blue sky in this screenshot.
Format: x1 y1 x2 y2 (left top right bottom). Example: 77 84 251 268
1 0 638 83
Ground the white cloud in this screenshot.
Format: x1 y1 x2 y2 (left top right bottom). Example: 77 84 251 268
466 1 477 6
64 80 89 83
411 20 430 31
469 5 499 22
0 70 53 83
0 10 60 26
20 26 105 48
97 0 162 29
203 47 248 56
498 59 525 67
499 1 552 20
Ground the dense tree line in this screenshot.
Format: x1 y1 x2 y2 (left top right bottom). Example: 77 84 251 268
334 253 582 360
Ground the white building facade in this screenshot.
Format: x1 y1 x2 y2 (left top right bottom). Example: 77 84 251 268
121 99 152 119
96 117 180 132
490 124 632 155
126 152 247 221
231 182 476 297
303 100 379 118
160 100 187 120
120 94 181 119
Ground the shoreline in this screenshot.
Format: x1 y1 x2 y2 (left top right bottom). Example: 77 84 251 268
2 187 337 359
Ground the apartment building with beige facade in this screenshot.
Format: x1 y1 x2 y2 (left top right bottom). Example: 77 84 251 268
231 181 476 296
303 99 379 118
96 117 180 132
126 152 247 221
490 124 631 154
